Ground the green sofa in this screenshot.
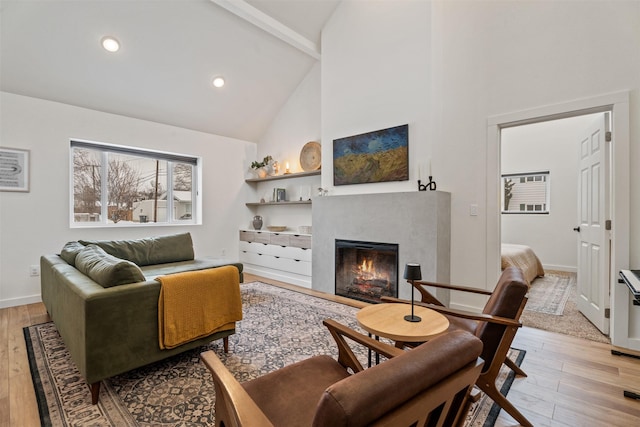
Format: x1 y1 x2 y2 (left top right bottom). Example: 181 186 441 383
40 232 243 404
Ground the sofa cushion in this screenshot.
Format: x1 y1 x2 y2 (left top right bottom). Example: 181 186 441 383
79 233 194 266
75 244 146 288
141 259 243 279
59 241 86 266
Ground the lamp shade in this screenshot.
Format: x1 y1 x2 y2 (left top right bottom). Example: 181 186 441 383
404 263 422 281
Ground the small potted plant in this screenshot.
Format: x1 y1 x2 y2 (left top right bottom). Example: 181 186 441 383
251 155 273 178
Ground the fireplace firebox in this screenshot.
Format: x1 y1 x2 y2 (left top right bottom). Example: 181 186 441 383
335 239 398 304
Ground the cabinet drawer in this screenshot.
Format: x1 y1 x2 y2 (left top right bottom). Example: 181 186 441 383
239 250 270 268
251 231 271 244
265 245 311 262
239 251 310 276
239 230 256 242
239 230 270 243
278 258 312 276
239 240 265 253
269 233 290 246
289 234 312 249
240 241 311 262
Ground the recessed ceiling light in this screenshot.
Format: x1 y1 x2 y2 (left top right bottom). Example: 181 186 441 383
101 36 120 53
212 76 225 88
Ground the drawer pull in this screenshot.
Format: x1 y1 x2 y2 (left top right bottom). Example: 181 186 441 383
294 259 301 262
275 256 280 259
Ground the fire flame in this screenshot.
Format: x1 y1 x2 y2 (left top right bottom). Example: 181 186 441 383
355 257 390 283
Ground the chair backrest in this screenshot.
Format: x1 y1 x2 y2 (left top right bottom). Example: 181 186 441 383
312 330 483 427
475 266 528 370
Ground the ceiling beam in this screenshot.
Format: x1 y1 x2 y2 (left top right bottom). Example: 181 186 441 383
210 0 321 60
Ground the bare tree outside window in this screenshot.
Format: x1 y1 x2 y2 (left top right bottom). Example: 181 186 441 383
501 172 550 214
503 178 514 211
173 163 192 191
73 148 102 222
107 154 144 223
71 141 199 226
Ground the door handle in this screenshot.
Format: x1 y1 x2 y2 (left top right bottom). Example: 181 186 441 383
573 226 581 232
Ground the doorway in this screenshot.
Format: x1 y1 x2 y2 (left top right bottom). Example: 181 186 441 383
500 113 609 336
485 91 631 349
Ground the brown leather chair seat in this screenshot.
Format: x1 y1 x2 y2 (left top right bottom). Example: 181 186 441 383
202 320 484 427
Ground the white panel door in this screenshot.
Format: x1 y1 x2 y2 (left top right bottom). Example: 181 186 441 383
576 113 610 334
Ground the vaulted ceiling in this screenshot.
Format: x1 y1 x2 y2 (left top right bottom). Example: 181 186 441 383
0 0 340 142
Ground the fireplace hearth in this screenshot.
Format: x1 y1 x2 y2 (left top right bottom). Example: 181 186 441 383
335 239 398 304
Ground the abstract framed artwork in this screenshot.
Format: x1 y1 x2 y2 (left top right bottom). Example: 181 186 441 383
333 124 408 186
0 147 30 192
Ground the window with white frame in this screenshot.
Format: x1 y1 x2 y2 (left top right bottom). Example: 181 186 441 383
70 140 200 226
501 171 550 214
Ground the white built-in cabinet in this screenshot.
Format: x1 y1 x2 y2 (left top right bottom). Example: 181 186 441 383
241 170 319 288
239 230 312 288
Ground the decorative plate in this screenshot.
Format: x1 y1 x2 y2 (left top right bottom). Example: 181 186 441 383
300 141 321 171
267 226 287 232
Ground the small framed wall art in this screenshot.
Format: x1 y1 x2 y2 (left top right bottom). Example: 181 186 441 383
0 147 30 192
333 124 409 186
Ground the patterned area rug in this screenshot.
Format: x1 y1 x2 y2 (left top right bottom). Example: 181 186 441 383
25 282 525 426
521 272 611 343
525 272 573 315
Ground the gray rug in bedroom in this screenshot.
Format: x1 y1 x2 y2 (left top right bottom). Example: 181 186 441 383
522 271 610 343
24 281 525 426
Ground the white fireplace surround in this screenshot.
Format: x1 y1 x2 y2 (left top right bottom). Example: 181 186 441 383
312 191 451 301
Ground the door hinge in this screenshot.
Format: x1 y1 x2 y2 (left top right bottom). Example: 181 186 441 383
605 219 612 230
605 308 611 319
606 131 612 142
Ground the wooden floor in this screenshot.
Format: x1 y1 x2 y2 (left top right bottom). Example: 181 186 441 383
1 274 638 426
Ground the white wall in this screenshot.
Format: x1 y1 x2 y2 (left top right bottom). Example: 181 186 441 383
321 0 431 197
321 0 639 299
501 114 603 271
250 62 321 230
258 63 321 174
0 92 256 308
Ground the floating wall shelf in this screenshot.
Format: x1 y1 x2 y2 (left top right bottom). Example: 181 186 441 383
245 170 320 183
246 200 312 207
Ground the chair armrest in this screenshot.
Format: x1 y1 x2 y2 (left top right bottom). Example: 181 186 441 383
381 297 522 328
200 351 274 427
393 280 492 306
417 302 523 327
415 280 493 296
323 319 405 373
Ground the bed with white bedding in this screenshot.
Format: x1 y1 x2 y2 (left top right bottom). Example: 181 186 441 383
501 243 545 284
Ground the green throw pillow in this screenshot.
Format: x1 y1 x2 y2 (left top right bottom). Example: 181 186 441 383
59 241 86 266
75 244 146 288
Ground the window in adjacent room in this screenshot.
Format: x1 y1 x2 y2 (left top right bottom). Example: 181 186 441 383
501 171 550 214
70 140 201 227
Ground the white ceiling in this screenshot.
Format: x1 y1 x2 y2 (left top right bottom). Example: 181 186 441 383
0 0 340 142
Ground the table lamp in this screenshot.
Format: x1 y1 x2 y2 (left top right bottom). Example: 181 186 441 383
404 263 422 322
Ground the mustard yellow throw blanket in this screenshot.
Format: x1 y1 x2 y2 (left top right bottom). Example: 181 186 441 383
157 266 242 350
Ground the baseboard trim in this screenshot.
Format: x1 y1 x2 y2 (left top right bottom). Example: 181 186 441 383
542 264 577 273
0 294 42 309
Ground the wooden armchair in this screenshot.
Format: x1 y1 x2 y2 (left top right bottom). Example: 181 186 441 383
382 266 532 427
201 319 484 427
